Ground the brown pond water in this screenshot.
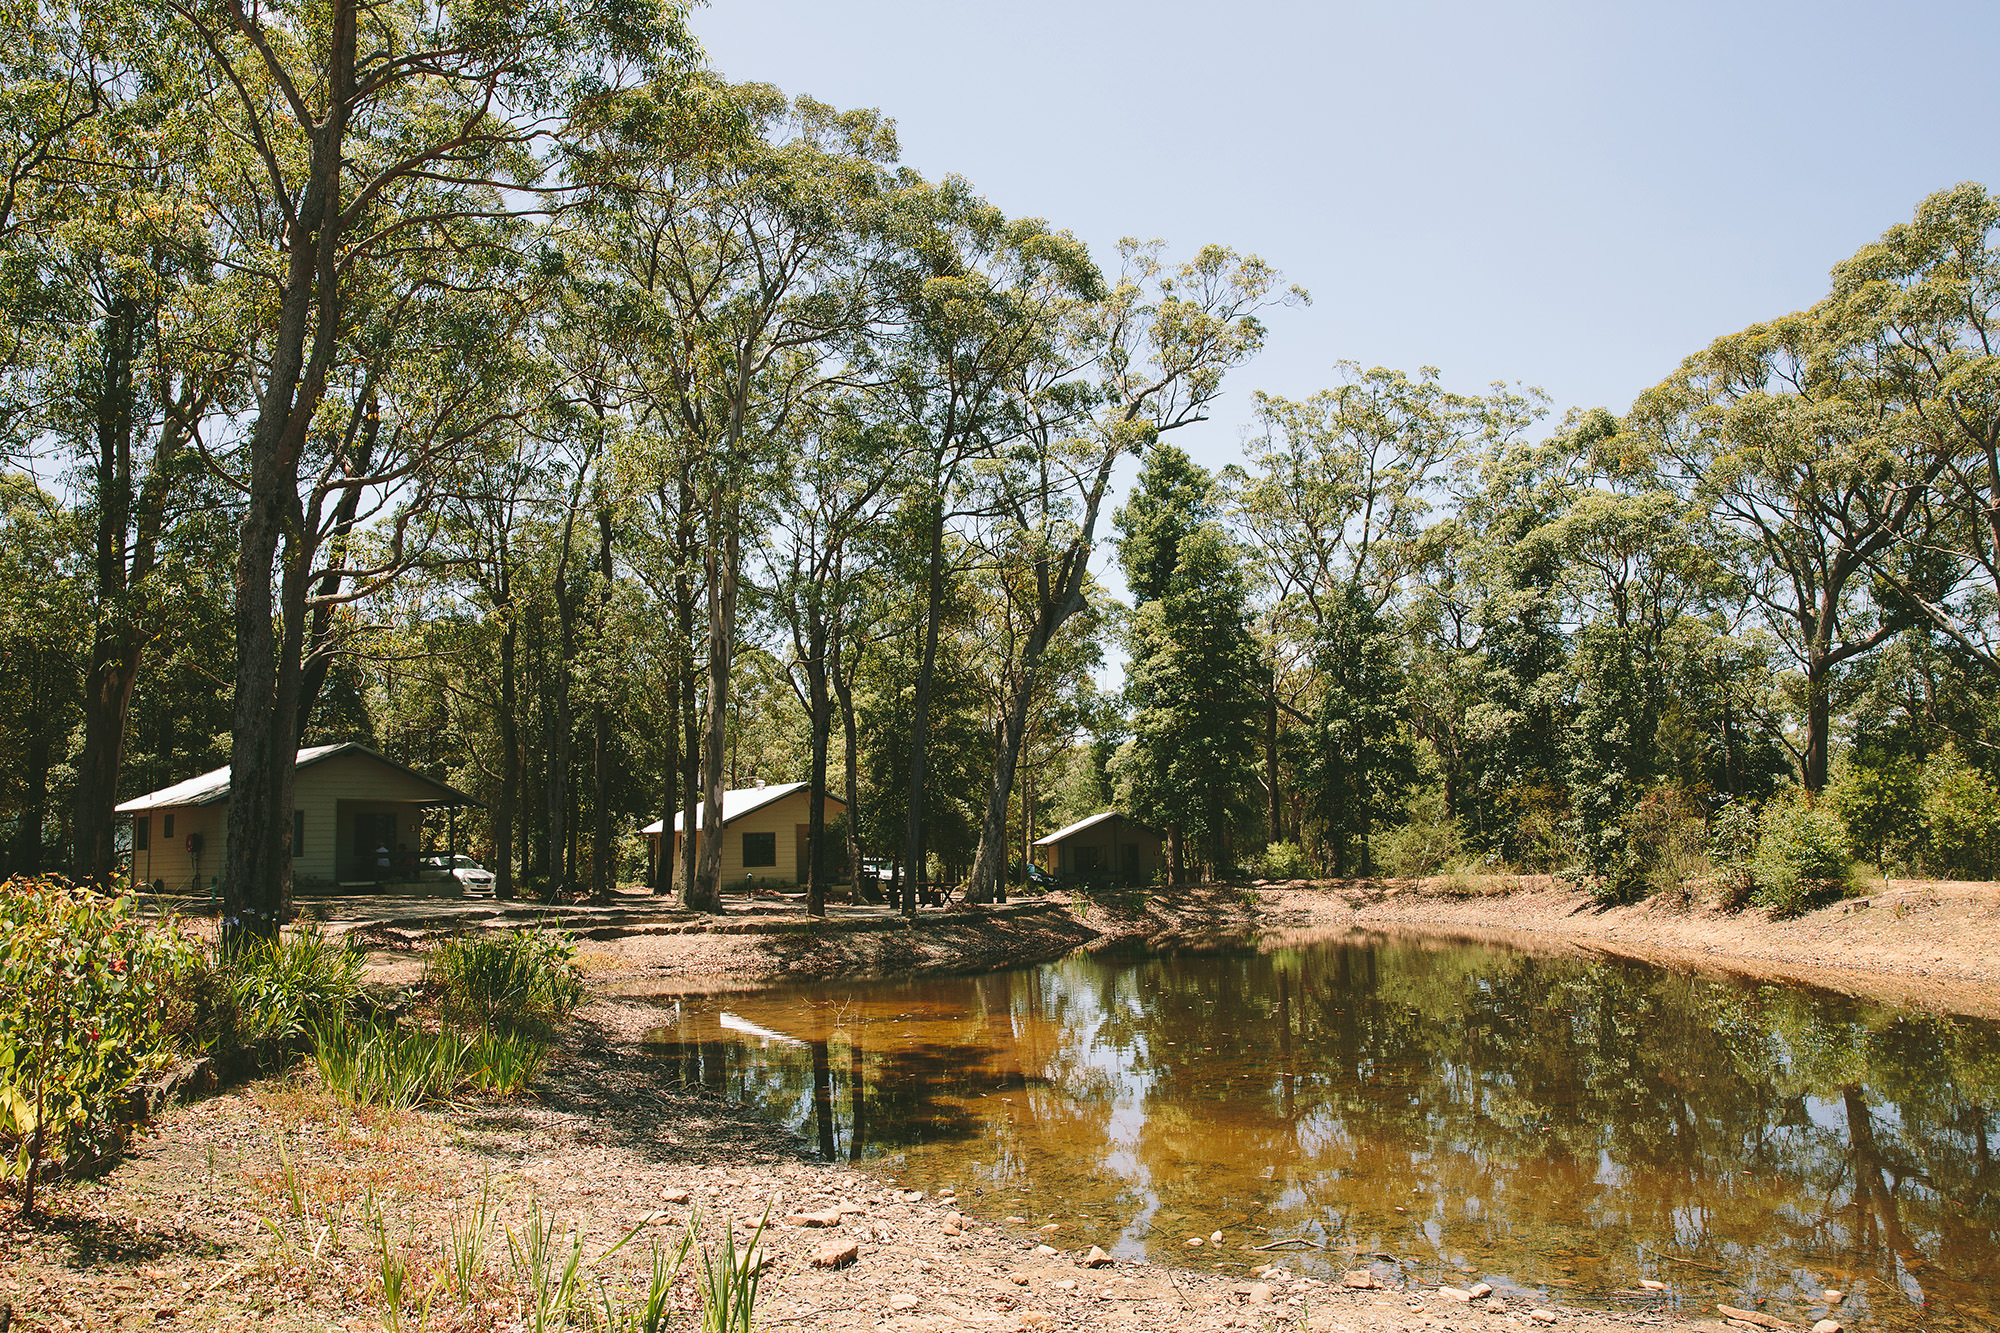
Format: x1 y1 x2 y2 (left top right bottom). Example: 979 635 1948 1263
642 933 2000 1332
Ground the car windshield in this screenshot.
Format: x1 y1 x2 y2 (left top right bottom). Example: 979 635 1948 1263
451 856 481 868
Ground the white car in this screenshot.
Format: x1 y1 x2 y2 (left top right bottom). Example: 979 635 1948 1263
429 854 495 896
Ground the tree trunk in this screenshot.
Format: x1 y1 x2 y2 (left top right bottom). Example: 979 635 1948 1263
71 292 141 888
832 630 864 898
591 502 614 904
691 494 741 912
496 585 517 900
295 411 376 744
220 0 354 947
899 495 948 918
805 617 831 917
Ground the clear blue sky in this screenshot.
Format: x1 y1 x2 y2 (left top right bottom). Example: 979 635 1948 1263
695 0 2000 467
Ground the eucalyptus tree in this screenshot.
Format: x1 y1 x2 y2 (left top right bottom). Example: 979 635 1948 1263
164 0 691 939
1823 184 2000 676
1629 219 1965 794
1223 366 1537 853
961 241 1295 902
864 185 1101 913
0 474 83 874
583 76 897 911
757 401 905 915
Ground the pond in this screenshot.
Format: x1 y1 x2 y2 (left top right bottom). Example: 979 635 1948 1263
642 932 2000 1332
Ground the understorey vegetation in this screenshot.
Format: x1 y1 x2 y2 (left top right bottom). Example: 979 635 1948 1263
0 876 587 1215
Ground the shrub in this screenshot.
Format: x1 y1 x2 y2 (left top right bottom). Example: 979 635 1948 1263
157 924 363 1069
1624 784 1710 906
1750 794 1852 916
425 928 586 1037
1248 840 1313 880
0 879 168 1214
1371 784 1462 879
1918 748 2000 880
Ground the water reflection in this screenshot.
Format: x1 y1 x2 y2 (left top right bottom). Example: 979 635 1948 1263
642 933 2000 1333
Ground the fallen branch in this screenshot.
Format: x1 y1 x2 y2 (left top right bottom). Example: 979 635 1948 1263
1251 1237 1325 1251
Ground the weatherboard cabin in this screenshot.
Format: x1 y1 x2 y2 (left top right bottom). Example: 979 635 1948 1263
1034 810 1166 884
642 782 846 892
115 742 481 893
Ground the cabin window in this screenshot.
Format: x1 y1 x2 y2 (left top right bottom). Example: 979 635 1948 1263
163 812 175 839
134 816 149 851
294 809 305 856
742 831 776 867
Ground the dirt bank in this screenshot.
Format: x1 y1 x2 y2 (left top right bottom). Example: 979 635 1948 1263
528 876 2000 1021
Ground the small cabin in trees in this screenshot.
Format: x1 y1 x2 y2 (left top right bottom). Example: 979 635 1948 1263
116 742 480 893
642 781 847 891
1034 810 1166 884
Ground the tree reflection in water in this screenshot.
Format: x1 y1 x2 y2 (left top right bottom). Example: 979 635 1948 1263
642 934 2000 1333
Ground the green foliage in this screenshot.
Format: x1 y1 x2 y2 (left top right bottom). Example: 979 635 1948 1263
1622 784 1710 905
1248 840 1313 880
311 1019 473 1111
696 1209 770 1333
1299 586 1418 874
1371 782 1463 879
0 879 165 1212
424 928 586 1037
156 925 364 1067
1749 795 1853 916
1115 451 1264 879
1831 747 2000 880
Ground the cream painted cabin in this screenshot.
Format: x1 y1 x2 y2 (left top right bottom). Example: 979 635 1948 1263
117 742 479 893
642 782 846 891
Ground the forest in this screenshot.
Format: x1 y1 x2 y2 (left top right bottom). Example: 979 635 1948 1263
2 0 1997 929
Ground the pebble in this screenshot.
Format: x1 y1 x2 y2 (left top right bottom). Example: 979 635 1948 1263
1639 1280 1665 1292
1342 1270 1379 1290
1248 1283 1273 1305
784 1208 842 1228
889 1293 920 1311
1531 1308 1557 1324
1010 1273 1030 1286
810 1238 858 1269
1185 1237 1204 1247
1469 1282 1494 1300
1083 1246 1112 1267
1812 1323 1841 1333
1053 1279 1076 1291
662 1188 690 1204
1210 1230 1224 1243
1823 1292 1843 1304
1438 1286 1473 1302
1034 1244 1059 1257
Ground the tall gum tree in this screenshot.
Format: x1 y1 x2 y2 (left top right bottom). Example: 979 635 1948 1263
1629 198 1979 793
581 76 897 910
963 241 1298 903
169 0 690 940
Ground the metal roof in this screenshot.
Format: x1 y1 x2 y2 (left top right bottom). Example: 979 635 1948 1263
1033 810 1162 847
640 782 844 835
115 742 481 813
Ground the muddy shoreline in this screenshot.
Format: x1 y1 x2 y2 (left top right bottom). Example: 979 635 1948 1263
544 876 2000 1022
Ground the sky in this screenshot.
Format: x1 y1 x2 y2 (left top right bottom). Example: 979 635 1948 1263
693 0 2000 458
692 0 2000 680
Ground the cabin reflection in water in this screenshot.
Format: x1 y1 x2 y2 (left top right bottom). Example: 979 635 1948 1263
644 937 2000 1333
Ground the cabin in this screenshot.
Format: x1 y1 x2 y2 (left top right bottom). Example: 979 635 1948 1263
1034 810 1166 884
115 742 481 893
642 782 846 891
